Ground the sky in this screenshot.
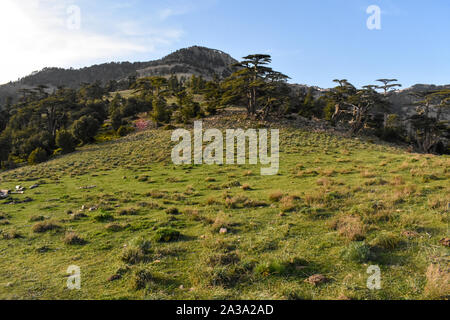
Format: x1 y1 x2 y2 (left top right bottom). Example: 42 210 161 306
0 0 449 88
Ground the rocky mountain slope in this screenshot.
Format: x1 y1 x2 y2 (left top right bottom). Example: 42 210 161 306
0 46 238 105
136 46 238 80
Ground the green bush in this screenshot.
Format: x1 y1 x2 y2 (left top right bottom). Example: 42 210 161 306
93 212 114 222
154 228 180 242
370 231 402 250
132 268 155 290
129 237 152 254
111 109 123 131
72 115 100 144
254 261 287 276
341 242 371 263
121 247 145 265
28 147 48 165
117 125 135 137
56 130 76 153
151 97 171 123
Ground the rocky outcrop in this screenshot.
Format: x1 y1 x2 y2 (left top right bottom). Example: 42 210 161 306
137 46 238 80
388 84 450 120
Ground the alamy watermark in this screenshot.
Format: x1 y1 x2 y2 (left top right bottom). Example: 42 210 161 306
66 5 81 30
367 265 381 290
367 5 381 30
171 121 279 176
67 265 81 290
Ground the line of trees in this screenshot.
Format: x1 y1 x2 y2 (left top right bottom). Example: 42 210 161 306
1 53 449 170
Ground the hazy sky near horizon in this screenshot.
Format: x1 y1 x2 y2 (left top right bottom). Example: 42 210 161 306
0 0 449 88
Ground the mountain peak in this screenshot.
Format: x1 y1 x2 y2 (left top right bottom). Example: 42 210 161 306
138 45 238 80
0 46 239 104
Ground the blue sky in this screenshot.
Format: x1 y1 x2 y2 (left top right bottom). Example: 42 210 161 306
1 0 449 88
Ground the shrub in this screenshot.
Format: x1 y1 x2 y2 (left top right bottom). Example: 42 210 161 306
269 191 284 202
117 125 135 137
64 232 86 245
55 130 76 154
1 229 21 240
254 261 287 276
331 215 366 241
72 115 100 144
29 215 46 222
111 109 123 131
118 208 138 216
341 242 371 263
32 221 61 233
154 228 180 243
370 231 402 250
93 212 114 222
105 223 124 232
280 196 296 213
129 237 152 254
151 97 171 123
165 207 180 215
121 247 145 265
132 268 155 290
28 147 48 165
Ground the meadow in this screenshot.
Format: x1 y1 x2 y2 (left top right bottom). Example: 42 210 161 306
0 118 448 300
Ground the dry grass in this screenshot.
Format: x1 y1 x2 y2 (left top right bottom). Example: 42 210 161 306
331 215 366 241
390 176 405 186
424 263 450 299
269 191 284 202
32 221 61 233
280 196 296 213
63 232 86 245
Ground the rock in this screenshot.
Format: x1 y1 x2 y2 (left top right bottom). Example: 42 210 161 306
79 186 96 190
89 206 98 212
15 185 24 192
219 228 228 234
439 238 450 247
305 274 328 286
0 190 10 199
402 231 419 239
108 274 122 282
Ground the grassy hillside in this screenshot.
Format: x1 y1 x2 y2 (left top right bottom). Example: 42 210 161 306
0 119 448 300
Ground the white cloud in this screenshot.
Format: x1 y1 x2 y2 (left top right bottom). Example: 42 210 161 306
0 0 183 84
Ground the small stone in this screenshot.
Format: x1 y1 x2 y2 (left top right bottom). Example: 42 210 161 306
402 231 419 239
305 274 328 286
439 237 450 247
108 274 121 282
219 228 228 234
